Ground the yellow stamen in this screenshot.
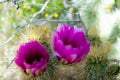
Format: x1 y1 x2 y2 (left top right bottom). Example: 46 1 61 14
106 5 111 12
53 13 59 18
43 26 50 32
44 13 49 18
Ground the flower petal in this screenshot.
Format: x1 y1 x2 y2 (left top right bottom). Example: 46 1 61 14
75 42 90 62
52 24 90 64
15 41 50 76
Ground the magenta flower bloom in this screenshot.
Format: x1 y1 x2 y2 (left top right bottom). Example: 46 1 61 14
52 24 90 64
15 41 49 76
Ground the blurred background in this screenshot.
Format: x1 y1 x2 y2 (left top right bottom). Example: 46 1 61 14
0 0 120 80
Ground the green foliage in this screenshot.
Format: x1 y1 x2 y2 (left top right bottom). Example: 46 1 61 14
107 64 119 75
86 56 119 80
83 8 98 26
85 57 109 80
0 0 66 29
88 35 102 46
81 0 102 27
19 0 65 19
114 0 120 8
108 25 120 43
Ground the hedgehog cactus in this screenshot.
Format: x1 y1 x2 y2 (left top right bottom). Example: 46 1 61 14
85 26 113 80
85 56 109 80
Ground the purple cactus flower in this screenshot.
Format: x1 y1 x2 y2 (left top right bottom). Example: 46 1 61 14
52 24 90 64
15 41 49 76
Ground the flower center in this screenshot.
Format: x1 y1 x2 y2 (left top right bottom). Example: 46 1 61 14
64 40 77 48
26 55 41 64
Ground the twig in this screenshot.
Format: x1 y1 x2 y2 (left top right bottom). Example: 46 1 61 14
0 23 27 46
78 14 88 37
32 19 81 23
40 14 54 26
0 0 9 4
0 0 23 4
30 0 50 22
6 57 16 69
1 57 16 75
0 18 81 47
50 3 79 15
